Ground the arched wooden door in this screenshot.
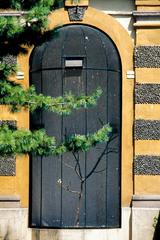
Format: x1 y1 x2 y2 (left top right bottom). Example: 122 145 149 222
29 25 121 228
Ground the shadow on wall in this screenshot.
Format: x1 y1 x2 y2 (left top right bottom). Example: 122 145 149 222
3 225 12 240
153 212 160 240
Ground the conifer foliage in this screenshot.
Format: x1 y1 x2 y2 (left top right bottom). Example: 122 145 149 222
0 0 112 156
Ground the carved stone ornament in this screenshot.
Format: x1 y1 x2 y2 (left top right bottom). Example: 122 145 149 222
67 6 87 21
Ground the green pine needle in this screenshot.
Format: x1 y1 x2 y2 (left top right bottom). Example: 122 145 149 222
0 124 112 156
0 80 102 114
0 0 112 158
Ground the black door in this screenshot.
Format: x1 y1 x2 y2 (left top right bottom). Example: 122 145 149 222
29 25 121 228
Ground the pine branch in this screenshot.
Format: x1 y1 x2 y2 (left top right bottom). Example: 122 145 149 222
64 124 112 152
0 1 60 56
0 80 102 113
72 152 83 180
85 135 117 180
0 61 17 79
57 179 80 195
0 124 112 156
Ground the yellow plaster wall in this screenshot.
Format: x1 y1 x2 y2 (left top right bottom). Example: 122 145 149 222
134 0 160 196
137 6 160 10
135 105 160 120
135 176 160 195
136 28 160 45
0 156 29 207
136 69 160 83
135 139 160 194
136 0 160 6
136 0 160 10
0 105 29 207
0 50 31 207
135 141 160 155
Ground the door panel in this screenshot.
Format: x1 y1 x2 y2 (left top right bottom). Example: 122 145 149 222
30 25 121 228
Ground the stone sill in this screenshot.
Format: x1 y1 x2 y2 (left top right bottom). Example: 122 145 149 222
133 11 160 17
132 195 160 208
0 195 20 208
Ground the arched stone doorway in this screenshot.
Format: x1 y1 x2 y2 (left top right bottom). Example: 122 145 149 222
29 24 121 228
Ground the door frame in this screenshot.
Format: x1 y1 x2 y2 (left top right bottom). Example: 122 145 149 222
29 24 122 228
47 7 134 206
17 6 134 209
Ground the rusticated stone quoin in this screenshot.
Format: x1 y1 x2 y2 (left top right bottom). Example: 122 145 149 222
1 54 17 66
135 46 160 68
0 120 17 129
0 120 17 176
134 155 160 175
135 120 160 140
135 83 160 104
0 156 16 176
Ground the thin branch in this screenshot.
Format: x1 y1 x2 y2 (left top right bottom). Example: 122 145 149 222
75 182 84 226
72 151 83 180
85 144 108 180
74 161 81 180
63 161 75 170
77 152 83 179
58 180 80 196
98 118 104 126
93 168 106 174
58 158 75 170
93 149 119 174
85 134 118 180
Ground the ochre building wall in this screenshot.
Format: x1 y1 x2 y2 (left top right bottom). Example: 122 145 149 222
0 0 160 225
0 5 134 208
0 51 31 207
134 0 160 195
0 1 160 240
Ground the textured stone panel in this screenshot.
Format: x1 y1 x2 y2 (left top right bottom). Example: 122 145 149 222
134 155 160 175
0 120 17 176
135 120 160 140
1 54 17 65
135 83 160 104
0 156 16 176
0 120 17 129
135 46 160 68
